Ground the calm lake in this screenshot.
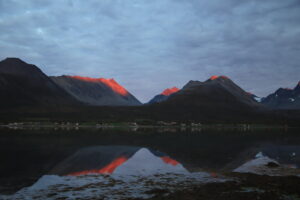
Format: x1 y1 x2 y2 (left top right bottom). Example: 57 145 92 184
0 127 300 199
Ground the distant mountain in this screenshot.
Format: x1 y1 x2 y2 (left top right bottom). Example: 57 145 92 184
261 82 300 109
148 87 179 104
51 75 141 106
161 75 261 111
0 58 79 108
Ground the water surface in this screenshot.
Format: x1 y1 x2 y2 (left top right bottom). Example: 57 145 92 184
0 127 299 197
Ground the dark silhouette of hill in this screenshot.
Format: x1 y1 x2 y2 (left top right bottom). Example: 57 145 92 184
0 58 80 108
139 76 271 123
261 82 300 109
159 76 261 110
148 87 179 104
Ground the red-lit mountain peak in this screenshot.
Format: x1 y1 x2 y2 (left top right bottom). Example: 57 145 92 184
161 87 179 96
98 78 129 96
210 75 229 81
210 75 219 80
69 76 128 96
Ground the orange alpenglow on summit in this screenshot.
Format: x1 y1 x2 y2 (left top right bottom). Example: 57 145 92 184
210 75 219 80
70 76 129 96
210 75 229 80
161 87 179 96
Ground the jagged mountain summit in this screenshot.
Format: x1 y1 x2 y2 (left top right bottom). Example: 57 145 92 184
261 82 300 109
148 87 179 104
51 75 141 106
0 58 79 108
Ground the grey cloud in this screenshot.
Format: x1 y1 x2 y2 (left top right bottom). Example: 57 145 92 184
0 0 299 102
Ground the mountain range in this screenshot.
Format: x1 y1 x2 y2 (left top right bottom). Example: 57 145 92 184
160 76 260 108
148 76 300 110
261 83 300 109
0 58 141 108
0 57 299 122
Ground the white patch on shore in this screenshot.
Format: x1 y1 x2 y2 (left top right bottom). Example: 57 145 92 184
0 172 225 200
234 153 279 175
289 98 295 102
233 152 300 176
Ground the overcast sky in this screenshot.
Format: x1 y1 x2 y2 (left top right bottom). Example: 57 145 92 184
0 0 300 102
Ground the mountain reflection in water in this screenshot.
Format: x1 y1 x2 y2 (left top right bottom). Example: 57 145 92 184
50 146 187 176
0 146 220 200
1 128 300 198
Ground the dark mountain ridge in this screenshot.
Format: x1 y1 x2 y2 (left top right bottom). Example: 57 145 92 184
0 58 141 107
51 75 141 106
148 87 179 104
0 58 299 124
261 82 300 109
0 58 79 108
163 75 260 109
144 75 268 123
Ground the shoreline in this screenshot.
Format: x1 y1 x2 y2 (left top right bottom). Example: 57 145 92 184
0 122 297 130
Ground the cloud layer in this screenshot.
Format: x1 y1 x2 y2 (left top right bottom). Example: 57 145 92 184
0 0 300 102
